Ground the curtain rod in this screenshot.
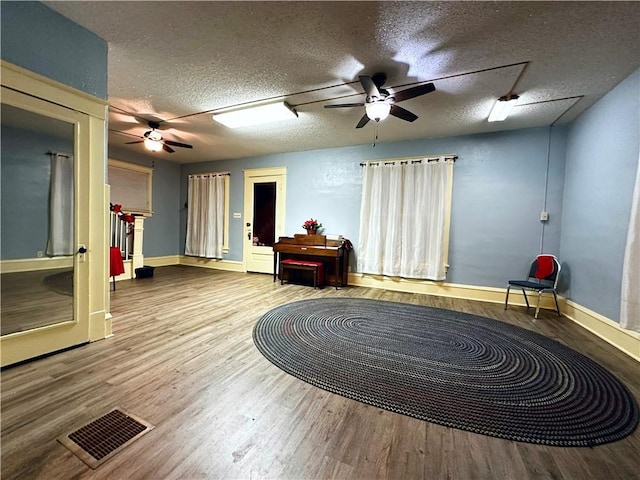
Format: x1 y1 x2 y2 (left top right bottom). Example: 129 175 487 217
46 151 70 158
189 171 230 178
360 155 457 167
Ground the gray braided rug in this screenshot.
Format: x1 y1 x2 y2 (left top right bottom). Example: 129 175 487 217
253 298 638 447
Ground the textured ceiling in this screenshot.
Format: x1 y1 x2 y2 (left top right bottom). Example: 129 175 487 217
44 1 640 164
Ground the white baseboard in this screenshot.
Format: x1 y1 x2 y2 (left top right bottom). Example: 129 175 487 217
349 273 560 308
178 255 244 272
143 255 181 267
561 300 640 362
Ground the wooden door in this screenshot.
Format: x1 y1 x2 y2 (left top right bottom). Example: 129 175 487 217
243 167 286 274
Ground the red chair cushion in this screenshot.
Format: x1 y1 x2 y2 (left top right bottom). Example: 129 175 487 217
534 255 554 279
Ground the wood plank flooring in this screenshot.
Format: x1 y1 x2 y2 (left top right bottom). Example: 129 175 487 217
1 265 639 479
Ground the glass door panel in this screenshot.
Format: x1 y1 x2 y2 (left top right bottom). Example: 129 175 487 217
1 104 75 335
252 182 276 247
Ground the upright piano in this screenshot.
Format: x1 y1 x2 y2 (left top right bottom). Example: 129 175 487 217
273 234 352 288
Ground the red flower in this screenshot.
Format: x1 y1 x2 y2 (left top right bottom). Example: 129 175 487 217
302 218 322 230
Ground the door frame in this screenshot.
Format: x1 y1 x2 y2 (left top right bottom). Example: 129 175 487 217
1 61 108 367
243 167 287 273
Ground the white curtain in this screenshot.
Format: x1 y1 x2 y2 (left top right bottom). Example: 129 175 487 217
358 157 453 280
620 151 640 332
185 174 225 258
46 153 74 256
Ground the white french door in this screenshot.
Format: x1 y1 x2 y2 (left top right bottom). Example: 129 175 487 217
1 63 108 367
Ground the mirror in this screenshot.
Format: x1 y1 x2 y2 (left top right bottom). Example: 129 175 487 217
1 104 75 335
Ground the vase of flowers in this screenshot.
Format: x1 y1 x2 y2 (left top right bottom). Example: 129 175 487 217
302 218 322 235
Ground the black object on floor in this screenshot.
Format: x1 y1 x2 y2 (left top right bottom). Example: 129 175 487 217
135 266 155 279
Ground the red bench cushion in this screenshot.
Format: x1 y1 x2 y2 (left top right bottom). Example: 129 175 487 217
281 259 323 267
281 259 324 284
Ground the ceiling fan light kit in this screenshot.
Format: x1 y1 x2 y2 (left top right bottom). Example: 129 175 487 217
212 101 298 128
144 137 163 152
124 120 194 154
324 73 436 129
488 94 520 122
365 102 391 122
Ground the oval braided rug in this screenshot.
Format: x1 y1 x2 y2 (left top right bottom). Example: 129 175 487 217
253 298 638 447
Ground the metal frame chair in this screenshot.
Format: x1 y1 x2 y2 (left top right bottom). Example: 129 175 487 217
504 254 561 319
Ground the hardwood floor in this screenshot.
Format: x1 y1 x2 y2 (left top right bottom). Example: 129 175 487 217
1 265 639 479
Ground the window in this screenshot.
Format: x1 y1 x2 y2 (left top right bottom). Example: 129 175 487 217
357 155 455 281
185 172 230 256
108 159 153 216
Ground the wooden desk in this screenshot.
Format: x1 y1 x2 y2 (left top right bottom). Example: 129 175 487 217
273 234 352 289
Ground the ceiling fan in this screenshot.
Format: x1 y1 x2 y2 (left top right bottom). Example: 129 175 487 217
324 73 436 129
125 121 193 153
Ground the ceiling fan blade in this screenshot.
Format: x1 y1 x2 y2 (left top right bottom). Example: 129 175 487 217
124 140 144 145
162 144 175 153
356 114 370 129
390 105 418 122
359 75 381 99
164 140 193 149
392 82 436 103
324 103 365 109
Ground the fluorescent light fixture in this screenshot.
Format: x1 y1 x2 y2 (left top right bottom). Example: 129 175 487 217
212 101 298 128
365 102 392 122
488 94 520 122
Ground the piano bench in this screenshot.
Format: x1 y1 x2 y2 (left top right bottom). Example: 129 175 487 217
280 259 324 288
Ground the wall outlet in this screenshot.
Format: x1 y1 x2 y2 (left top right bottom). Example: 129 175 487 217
540 211 549 222
37 251 44 258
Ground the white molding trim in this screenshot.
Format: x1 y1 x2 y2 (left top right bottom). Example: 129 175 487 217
348 273 639 362
349 273 560 308
179 256 244 272
1 257 74 273
143 255 181 267
1 60 108 118
561 300 640 362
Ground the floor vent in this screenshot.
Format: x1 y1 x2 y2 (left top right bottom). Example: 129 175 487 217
58 408 154 469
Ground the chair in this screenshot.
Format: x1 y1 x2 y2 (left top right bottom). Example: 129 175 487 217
504 254 561 319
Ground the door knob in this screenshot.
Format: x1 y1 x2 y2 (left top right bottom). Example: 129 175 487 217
77 244 87 262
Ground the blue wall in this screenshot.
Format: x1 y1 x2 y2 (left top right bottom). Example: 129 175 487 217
1 125 73 259
181 126 566 289
0 2 107 99
108 147 182 257
561 68 640 321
